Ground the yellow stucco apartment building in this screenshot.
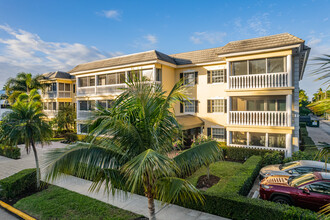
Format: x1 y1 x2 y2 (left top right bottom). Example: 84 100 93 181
43 33 310 157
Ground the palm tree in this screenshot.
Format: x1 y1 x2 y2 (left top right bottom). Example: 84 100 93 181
315 142 330 172
4 72 43 104
55 103 76 132
44 79 222 220
0 89 52 188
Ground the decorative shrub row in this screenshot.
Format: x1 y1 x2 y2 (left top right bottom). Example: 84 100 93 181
221 144 284 161
0 145 21 159
0 169 37 199
220 155 262 196
175 191 318 220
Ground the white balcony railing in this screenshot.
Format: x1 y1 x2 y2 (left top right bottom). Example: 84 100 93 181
77 110 93 120
77 87 95 96
229 72 288 89
42 91 57 99
229 111 288 127
43 110 57 118
96 84 126 95
58 91 71 98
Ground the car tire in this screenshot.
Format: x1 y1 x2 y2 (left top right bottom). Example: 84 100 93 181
272 195 292 205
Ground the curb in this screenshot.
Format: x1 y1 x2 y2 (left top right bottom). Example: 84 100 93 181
0 200 36 220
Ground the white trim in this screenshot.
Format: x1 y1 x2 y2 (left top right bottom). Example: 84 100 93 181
73 65 156 77
177 61 226 68
217 44 301 58
209 96 225 99
205 65 226 70
182 69 196 73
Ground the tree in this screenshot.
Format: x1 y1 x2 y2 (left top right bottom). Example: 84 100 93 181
54 103 76 132
3 72 43 104
0 89 52 188
44 79 223 220
309 88 330 116
299 89 312 116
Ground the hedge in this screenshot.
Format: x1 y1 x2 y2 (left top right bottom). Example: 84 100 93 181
221 145 285 161
0 169 37 199
0 145 21 159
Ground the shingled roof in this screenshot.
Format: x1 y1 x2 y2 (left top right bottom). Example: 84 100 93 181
217 33 304 55
42 71 73 79
68 33 305 73
68 50 176 73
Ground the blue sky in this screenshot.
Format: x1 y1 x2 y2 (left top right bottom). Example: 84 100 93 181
0 0 329 98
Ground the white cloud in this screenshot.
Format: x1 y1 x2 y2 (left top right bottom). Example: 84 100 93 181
133 34 158 50
234 13 271 36
190 31 227 44
0 24 123 88
101 10 121 20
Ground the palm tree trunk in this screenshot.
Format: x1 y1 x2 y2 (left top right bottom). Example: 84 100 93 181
31 140 40 188
148 196 156 220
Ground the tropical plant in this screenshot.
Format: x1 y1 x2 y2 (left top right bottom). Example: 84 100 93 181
299 89 312 116
3 72 43 104
315 142 330 172
54 103 76 132
313 55 330 86
0 89 52 188
44 79 223 220
319 203 330 220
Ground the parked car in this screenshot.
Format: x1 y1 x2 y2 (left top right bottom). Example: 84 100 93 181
259 160 329 180
259 172 330 211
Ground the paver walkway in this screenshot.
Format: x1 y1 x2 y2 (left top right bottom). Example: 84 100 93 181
0 142 229 220
0 207 19 220
307 117 330 145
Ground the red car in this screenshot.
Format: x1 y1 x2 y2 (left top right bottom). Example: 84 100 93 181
259 172 330 211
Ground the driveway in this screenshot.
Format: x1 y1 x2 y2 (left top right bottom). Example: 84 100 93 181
306 117 330 145
0 208 19 220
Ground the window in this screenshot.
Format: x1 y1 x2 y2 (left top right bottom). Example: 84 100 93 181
249 132 266 146
107 100 114 108
73 84 76 93
277 100 286 111
268 133 286 148
306 182 330 195
232 61 247 76
65 83 71 91
184 100 195 113
207 99 226 113
97 100 107 109
142 69 153 81
268 57 286 73
156 69 162 82
231 96 286 111
232 131 247 145
98 75 106 85
79 124 89 134
207 69 226 83
79 100 95 111
249 59 266 74
212 128 226 141
79 76 95 87
59 83 65 91
180 72 197 85
128 70 141 81
231 57 286 75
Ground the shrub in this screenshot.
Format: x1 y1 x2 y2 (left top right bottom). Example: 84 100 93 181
64 133 78 143
0 169 37 199
220 156 262 196
283 151 317 163
0 145 21 159
222 146 284 161
262 151 284 166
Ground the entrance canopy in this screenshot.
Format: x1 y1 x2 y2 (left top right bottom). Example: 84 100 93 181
176 115 204 130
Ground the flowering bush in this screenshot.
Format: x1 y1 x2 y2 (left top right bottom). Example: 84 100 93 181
173 139 183 149
191 134 214 147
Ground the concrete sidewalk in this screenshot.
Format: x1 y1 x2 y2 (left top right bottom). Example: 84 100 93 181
0 142 229 220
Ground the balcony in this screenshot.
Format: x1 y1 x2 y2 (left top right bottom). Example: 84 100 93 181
43 110 57 118
229 111 288 127
229 72 289 90
96 84 126 95
58 91 71 98
77 87 95 96
77 110 93 120
42 91 57 99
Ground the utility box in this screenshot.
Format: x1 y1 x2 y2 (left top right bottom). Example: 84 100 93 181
308 120 320 127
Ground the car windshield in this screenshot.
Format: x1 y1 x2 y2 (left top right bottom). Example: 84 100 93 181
279 162 300 170
289 173 317 187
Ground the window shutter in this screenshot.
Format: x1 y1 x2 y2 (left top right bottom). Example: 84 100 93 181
224 69 227 83
207 128 211 137
195 100 198 113
207 100 212 113
207 71 211 84
180 102 183 113
224 99 227 113
180 73 183 80
195 72 198 84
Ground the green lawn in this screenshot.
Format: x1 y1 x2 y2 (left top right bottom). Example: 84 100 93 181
14 185 142 220
186 161 243 195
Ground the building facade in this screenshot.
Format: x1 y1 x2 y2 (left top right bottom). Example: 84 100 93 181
66 33 310 157
40 71 76 120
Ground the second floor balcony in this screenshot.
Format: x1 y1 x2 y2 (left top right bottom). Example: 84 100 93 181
229 111 288 127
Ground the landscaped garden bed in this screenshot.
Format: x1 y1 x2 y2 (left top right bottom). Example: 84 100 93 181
0 169 144 220
0 145 20 159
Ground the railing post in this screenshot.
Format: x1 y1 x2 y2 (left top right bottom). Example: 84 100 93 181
287 54 292 87
226 61 230 89
286 94 292 127
286 133 292 157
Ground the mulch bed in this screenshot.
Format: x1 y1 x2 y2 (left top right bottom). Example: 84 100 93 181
196 175 220 189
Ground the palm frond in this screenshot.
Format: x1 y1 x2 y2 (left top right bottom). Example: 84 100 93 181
319 203 330 220
155 177 204 205
174 141 223 176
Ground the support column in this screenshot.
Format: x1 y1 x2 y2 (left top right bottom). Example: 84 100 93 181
94 75 97 95
247 132 250 147
153 65 157 82
226 130 231 146
56 82 59 98
287 54 292 87
286 133 292 157
226 61 230 89
227 97 231 125
286 94 292 127
265 133 269 148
